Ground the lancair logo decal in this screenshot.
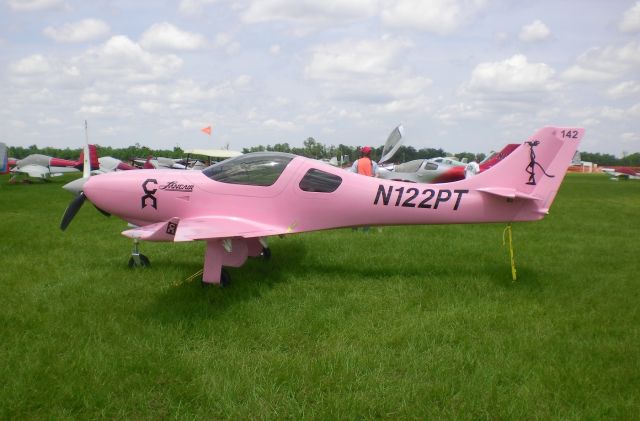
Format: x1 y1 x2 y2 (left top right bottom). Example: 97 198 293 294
160 181 194 192
141 178 158 209
525 140 555 186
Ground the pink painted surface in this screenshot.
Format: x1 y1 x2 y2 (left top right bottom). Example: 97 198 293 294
81 126 583 283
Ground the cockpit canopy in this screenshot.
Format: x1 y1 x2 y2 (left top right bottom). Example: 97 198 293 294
202 152 296 186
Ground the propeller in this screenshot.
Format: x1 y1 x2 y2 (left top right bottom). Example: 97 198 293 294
59 120 110 231
60 192 87 231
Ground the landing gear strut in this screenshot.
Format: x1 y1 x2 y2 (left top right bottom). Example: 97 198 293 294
128 238 150 268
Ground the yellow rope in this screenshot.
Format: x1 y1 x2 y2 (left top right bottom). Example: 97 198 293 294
503 224 517 281
175 268 203 287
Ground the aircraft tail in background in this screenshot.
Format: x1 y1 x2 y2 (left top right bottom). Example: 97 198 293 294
76 144 100 171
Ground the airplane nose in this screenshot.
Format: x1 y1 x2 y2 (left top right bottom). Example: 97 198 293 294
81 171 141 217
63 177 88 195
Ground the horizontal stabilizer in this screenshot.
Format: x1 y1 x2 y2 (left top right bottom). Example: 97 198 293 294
477 187 540 201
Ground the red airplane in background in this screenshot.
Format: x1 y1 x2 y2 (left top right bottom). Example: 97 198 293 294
601 166 640 180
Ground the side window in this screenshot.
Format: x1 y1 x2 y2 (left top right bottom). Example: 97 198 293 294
299 169 342 193
423 162 438 170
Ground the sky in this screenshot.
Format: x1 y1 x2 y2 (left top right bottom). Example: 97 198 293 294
1 0 639 156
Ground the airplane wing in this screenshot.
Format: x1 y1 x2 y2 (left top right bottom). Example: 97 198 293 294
13 164 50 178
122 216 285 242
13 165 80 178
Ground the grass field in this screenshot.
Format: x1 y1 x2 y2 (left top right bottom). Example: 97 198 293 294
1 173 639 419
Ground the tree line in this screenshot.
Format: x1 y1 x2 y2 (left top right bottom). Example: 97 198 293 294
7 137 640 166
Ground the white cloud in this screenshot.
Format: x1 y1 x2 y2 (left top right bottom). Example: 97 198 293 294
127 84 161 97
43 19 110 43
233 74 252 88
569 103 640 122
468 54 556 93
435 101 485 124
166 76 251 105
304 36 431 109
214 32 240 54
562 41 640 82
80 35 182 82
77 105 105 114
305 36 410 80
606 80 640 98
621 132 640 143
518 20 550 42
179 0 220 15
380 0 488 35
139 101 163 113
81 91 110 103
7 0 66 11
263 118 297 131
562 66 615 82
38 117 62 125
139 23 207 51
9 54 52 75
242 0 377 26
269 44 281 54
619 1 640 33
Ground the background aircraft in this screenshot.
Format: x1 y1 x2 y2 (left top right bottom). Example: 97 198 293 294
95 156 137 174
377 126 518 183
601 167 640 180
9 145 99 182
60 126 583 287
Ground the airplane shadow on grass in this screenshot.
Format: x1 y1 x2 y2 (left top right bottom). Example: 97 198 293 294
143 236 545 323
142 239 310 321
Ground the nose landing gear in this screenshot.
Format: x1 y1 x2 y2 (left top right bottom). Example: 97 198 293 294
128 238 150 268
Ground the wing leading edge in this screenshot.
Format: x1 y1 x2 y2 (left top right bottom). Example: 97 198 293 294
122 216 284 242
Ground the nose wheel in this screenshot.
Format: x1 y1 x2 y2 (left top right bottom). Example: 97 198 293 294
128 238 151 268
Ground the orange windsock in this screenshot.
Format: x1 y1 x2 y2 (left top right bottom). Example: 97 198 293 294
201 126 212 136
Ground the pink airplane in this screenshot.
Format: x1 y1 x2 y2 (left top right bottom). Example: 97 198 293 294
61 126 583 286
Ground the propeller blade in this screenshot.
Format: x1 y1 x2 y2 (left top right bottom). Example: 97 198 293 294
94 205 111 217
60 192 87 231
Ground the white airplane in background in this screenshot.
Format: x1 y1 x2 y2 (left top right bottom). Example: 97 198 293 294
135 149 243 170
9 144 99 182
94 156 137 174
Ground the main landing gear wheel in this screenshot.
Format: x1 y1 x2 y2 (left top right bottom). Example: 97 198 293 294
128 254 150 268
261 247 271 260
200 269 231 288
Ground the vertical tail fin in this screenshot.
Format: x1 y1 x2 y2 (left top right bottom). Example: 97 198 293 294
88 145 99 170
471 126 584 218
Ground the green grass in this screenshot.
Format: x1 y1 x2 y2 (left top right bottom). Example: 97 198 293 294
0 173 639 419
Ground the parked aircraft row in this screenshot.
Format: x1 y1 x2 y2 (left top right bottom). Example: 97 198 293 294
0 140 242 182
375 125 519 184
